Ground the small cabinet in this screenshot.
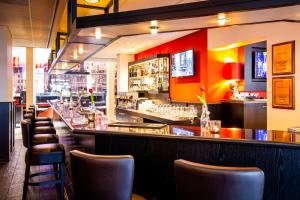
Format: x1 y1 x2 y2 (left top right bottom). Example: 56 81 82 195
244 102 267 129
221 101 267 129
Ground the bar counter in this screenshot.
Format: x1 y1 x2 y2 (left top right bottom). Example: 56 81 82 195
51 102 300 200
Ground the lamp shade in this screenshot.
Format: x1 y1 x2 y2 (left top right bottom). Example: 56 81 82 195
223 62 244 80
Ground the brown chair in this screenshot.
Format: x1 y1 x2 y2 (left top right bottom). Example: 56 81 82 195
21 119 65 200
174 159 264 200
70 150 135 200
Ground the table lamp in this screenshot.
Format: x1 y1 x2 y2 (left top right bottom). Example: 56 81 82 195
223 62 244 100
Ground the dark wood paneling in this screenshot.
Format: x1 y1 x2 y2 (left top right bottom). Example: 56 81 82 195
221 102 244 128
94 134 300 200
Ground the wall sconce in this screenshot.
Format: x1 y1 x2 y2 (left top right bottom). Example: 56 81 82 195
223 62 244 99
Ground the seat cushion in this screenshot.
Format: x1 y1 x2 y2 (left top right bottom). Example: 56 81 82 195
32 134 58 145
34 126 56 134
35 117 52 122
25 143 65 165
34 121 54 127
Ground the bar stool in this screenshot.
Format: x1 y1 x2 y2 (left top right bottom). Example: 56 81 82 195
21 119 58 145
21 119 65 200
70 150 145 200
174 159 264 200
24 113 55 133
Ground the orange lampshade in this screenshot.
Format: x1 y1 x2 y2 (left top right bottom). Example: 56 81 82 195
223 62 244 80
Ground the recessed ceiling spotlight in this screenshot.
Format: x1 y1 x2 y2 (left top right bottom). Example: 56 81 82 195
150 20 159 35
62 63 67 69
73 51 78 59
95 28 102 39
78 45 84 54
85 0 99 3
217 13 227 26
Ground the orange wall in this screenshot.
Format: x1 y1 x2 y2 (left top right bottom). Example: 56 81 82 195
207 47 245 103
135 29 244 103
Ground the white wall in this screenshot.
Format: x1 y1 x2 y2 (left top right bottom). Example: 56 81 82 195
208 22 300 130
106 62 116 120
116 54 134 92
0 26 13 102
26 47 36 108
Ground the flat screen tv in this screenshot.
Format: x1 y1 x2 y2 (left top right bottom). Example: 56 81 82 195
171 49 194 77
252 48 267 81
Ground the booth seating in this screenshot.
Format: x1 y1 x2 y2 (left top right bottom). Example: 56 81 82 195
70 150 145 200
21 119 65 200
174 159 265 200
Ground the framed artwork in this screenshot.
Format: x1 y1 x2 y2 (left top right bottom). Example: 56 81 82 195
272 41 295 75
272 76 294 109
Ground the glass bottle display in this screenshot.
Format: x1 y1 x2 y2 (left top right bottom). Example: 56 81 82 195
128 54 169 92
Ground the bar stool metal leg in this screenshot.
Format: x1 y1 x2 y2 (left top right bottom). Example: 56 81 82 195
59 163 65 200
22 164 30 200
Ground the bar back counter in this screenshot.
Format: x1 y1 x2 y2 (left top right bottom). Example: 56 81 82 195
52 102 300 200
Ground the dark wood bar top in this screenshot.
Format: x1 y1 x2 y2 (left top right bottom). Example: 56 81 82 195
51 102 300 148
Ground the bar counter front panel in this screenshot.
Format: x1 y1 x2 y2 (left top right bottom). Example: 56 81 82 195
52 103 300 200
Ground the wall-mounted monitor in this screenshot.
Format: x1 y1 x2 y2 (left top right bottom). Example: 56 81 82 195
171 49 194 78
252 48 267 82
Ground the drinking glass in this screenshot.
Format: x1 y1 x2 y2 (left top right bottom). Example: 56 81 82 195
209 120 222 133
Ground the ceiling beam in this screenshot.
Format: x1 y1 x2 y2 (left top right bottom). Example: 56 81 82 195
77 3 106 10
77 0 300 28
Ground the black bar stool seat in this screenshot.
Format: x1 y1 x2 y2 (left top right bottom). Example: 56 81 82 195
25 143 64 165
35 120 54 127
34 126 56 134
35 117 52 122
33 134 58 145
174 159 265 200
21 119 65 200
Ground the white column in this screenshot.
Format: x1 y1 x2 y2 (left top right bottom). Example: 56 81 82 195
116 54 134 92
0 26 13 102
106 62 116 120
26 47 35 108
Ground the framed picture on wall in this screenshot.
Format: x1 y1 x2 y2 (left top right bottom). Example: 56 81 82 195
272 41 295 75
272 76 294 110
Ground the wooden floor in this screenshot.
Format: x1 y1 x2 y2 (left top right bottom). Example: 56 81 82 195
0 139 62 200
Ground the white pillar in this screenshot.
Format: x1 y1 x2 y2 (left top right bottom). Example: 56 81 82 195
116 54 134 92
26 47 35 108
0 26 13 102
106 62 116 120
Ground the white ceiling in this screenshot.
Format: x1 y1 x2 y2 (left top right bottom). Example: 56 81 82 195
0 0 66 48
88 4 300 59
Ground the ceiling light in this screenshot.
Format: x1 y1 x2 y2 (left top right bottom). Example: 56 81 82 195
84 0 100 3
217 13 227 26
73 51 78 59
95 28 102 39
78 45 84 54
62 63 67 69
150 20 159 35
